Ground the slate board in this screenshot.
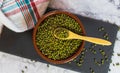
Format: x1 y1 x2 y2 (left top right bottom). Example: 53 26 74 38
0 8 119 73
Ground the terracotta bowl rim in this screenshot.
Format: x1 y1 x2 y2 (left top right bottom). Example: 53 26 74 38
33 10 86 64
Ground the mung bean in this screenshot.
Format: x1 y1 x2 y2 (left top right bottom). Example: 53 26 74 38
36 14 82 60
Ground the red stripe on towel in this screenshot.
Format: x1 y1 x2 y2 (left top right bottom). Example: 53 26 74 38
30 0 40 20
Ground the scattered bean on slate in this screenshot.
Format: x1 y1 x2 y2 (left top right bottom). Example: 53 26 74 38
101 59 104 65
93 47 110 66
112 53 114 56
103 32 109 40
110 59 112 63
91 44 97 48
76 49 86 67
98 26 105 31
73 59 77 62
94 58 101 66
108 69 111 71
77 62 82 67
99 49 105 56
89 48 97 55
68 62 71 64
35 14 83 60
90 67 95 73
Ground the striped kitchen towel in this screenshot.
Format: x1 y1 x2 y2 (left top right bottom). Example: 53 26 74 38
0 0 49 32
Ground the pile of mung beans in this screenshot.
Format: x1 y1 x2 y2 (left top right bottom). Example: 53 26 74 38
35 14 83 60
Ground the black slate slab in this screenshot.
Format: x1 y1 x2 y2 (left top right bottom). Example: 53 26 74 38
0 8 119 73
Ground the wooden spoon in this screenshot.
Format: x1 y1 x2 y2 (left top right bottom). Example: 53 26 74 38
54 27 112 46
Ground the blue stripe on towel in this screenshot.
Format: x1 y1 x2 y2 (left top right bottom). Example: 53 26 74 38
24 0 36 24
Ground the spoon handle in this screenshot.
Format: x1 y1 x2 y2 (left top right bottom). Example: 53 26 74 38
69 31 112 46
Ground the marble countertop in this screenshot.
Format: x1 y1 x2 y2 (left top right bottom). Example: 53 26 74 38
0 0 120 73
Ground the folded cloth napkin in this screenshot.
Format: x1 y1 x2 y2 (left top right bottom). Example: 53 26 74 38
0 0 49 32
49 0 120 26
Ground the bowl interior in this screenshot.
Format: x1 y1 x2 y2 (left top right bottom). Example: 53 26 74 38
33 11 86 64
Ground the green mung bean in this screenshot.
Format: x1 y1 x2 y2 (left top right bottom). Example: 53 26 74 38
90 68 95 73
21 70 24 73
68 62 71 64
108 69 111 71
25 66 27 69
47 64 50 67
77 62 82 67
103 32 109 40
55 28 69 38
116 62 120 66
73 59 77 62
113 64 115 66
92 50 97 54
101 59 104 64
36 14 82 60
98 26 104 31
110 60 112 63
117 53 120 56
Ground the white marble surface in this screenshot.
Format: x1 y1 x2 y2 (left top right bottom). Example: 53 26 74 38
0 0 120 73
49 0 120 26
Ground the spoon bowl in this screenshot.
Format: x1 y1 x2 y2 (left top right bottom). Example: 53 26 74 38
54 27 112 46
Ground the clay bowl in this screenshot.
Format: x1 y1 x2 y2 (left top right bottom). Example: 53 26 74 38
33 10 86 64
